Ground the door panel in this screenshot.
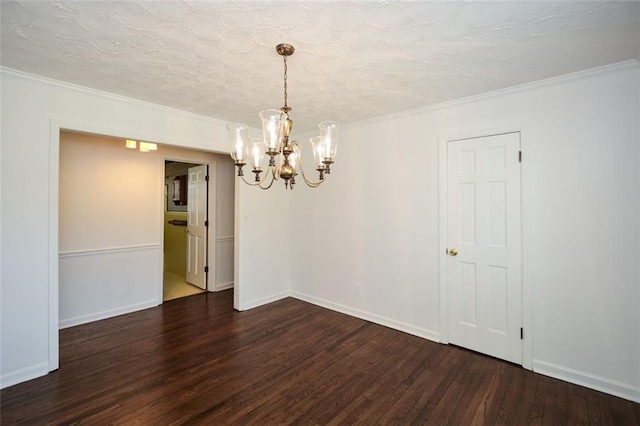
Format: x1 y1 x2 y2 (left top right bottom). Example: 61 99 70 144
186 165 207 289
447 132 521 364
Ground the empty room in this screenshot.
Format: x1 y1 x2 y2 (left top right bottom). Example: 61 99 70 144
1 1 639 424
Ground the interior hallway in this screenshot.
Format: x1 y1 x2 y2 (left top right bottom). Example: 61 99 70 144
163 270 204 301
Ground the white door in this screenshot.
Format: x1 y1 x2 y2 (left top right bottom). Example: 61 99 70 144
447 132 522 364
186 165 208 289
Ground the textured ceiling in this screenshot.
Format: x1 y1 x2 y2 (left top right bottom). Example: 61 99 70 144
1 1 639 132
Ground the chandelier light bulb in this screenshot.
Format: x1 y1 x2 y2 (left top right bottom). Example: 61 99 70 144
249 138 264 170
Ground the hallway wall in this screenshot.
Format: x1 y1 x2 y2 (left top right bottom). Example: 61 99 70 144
59 131 161 328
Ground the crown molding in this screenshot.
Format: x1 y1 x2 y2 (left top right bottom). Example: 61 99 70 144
0 66 228 126
341 59 640 131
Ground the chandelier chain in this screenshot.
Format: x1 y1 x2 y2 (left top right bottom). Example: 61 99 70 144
283 54 288 110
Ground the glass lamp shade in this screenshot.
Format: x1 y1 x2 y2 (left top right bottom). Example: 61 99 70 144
227 123 248 162
249 138 264 170
310 136 325 168
318 121 338 161
260 109 283 152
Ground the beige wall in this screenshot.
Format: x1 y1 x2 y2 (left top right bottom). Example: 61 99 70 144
59 131 235 329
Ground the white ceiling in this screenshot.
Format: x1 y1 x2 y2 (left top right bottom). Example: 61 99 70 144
2 1 639 132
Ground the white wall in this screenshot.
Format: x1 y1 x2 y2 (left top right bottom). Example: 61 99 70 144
2 62 638 403
0 69 288 388
234 179 290 310
290 61 640 402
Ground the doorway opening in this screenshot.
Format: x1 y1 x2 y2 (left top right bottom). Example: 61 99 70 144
51 122 238 375
163 160 206 301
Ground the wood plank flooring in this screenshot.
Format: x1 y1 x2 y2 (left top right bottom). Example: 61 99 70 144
2 290 639 425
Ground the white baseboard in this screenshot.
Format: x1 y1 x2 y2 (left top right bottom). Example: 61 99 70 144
0 361 49 390
213 281 234 292
533 359 640 403
290 291 441 343
239 291 289 311
59 299 158 329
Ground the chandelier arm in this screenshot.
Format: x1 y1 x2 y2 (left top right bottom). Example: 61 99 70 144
238 175 261 186
239 170 276 190
290 141 325 188
238 165 276 188
257 171 277 190
257 165 279 189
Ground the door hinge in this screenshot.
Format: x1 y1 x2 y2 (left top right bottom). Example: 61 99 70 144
518 151 522 162
204 266 209 273
204 220 209 227
205 175 210 182
520 327 523 339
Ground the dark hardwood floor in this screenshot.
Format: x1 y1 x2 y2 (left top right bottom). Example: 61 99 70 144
2 290 639 425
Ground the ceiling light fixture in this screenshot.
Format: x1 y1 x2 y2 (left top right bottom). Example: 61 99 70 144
125 140 157 152
227 44 338 190
139 142 157 152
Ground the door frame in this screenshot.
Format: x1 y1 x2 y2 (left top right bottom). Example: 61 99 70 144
438 126 533 370
48 119 232 374
160 159 217 299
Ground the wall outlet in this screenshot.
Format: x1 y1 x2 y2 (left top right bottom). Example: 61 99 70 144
355 283 361 294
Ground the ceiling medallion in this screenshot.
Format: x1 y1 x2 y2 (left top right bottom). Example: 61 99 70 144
226 43 338 190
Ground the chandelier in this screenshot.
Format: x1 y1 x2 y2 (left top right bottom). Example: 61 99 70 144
226 44 338 190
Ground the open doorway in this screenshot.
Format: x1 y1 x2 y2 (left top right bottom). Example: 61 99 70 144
163 161 206 301
58 130 236 331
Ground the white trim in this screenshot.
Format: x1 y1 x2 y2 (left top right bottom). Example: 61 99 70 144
520 129 534 370
533 360 640 404
238 291 289 311
6 61 638 139
48 121 60 373
291 291 440 343
207 161 217 293
216 235 234 242
157 158 166 304
214 281 234 291
438 128 532 368
233 177 240 311
59 244 160 258
1 67 227 126
58 299 158 329
0 362 49 390
55 119 225 157
438 136 449 344
340 60 640 132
